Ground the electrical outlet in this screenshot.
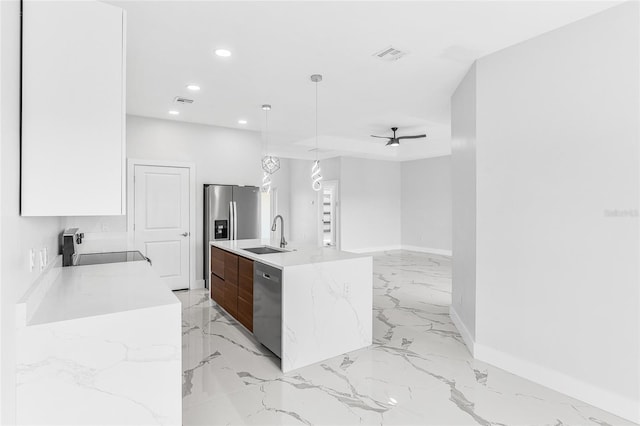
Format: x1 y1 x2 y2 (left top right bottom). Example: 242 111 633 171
101 223 109 232
29 249 36 272
39 250 45 271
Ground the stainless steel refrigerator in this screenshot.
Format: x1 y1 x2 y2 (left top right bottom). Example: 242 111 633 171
204 184 261 288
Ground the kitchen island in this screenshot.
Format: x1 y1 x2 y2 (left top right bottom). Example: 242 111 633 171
210 239 373 372
15 257 181 426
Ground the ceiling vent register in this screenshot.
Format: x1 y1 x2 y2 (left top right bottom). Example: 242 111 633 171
372 46 408 62
174 97 194 104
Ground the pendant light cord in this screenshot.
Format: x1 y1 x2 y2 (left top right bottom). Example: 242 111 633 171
315 83 318 154
265 108 269 155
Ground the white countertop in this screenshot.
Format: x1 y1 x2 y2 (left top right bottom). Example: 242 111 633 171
28 260 179 326
211 239 369 269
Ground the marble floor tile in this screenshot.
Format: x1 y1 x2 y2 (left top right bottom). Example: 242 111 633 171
179 251 634 426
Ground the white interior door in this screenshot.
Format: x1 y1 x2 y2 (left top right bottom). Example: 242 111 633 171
134 165 190 290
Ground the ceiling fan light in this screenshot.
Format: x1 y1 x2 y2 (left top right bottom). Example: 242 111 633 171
388 140 400 147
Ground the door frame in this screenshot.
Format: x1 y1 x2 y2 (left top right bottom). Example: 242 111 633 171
127 158 197 289
317 180 340 249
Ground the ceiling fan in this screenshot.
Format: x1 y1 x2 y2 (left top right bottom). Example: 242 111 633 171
371 127 426 146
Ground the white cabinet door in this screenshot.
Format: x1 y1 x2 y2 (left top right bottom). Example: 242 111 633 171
21 0 126 216
134 165 191 290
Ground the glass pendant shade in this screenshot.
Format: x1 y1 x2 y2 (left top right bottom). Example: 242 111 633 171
261 170 272 193
261 155 280 174
311 160 322 192
260 103 278 191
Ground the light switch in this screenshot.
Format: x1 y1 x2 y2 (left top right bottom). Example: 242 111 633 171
29 249 35 272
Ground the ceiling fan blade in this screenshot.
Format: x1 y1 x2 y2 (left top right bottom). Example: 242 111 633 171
370 135 391 139
396 134 427 140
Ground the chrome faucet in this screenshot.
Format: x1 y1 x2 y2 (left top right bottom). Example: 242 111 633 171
271 215 287 248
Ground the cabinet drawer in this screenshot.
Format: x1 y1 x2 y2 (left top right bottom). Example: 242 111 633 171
224 252 239 284
238 257 254 299
211 274 224 305
237 295 253 332
224 282 238 317
211 247 225 279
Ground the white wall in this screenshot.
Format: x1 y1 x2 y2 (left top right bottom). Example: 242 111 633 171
288 159 320 246
287 157 341 247
268 157 291 240
0 1 63 422
452 3 639 421
71 116 448 273
127 115 263 284
340 157 402 252
450 63 477 344
285 156 403 252
400 156 452 253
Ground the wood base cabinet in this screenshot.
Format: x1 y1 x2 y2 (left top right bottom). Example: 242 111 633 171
223 252 239 317
210 247 254 332
210 247 226 307
237 257 254 331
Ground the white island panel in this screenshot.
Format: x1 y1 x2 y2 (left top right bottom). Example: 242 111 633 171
17 303 181 426
15 258 181 426
282 257 373 372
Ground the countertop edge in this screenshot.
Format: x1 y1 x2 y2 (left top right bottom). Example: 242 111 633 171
23 260 180 327
210 241 286 269
26 298 181 328
210 240 371 269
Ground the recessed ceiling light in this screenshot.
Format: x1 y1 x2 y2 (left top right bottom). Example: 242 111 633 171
215 49 231 57
186 84 200 91
238 119 247 124
168 110 179 115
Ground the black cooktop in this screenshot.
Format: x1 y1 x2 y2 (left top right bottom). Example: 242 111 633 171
75 250 148 266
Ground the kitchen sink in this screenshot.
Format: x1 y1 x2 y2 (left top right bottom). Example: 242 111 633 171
243 246 287 255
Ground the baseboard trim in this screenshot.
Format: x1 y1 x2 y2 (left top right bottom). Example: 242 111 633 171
474 343 640 424
402 245 452 256
346 245 403 254
449 305 475 356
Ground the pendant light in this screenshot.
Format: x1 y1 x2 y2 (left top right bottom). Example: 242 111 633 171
260 104 280 193
310 74 323 192
262 170 271 193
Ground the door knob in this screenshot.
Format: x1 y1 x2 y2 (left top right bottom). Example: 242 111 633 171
181 232 189 237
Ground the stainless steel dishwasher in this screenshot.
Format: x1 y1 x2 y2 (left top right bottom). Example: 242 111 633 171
253 262 282 358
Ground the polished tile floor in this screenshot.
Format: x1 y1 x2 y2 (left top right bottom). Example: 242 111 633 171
177 250 632 426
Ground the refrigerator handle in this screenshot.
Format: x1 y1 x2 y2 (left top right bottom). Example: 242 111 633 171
233 201 238 240
229 201 234 241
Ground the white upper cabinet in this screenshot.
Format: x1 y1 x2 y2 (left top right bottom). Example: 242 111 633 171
21 0 126 216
